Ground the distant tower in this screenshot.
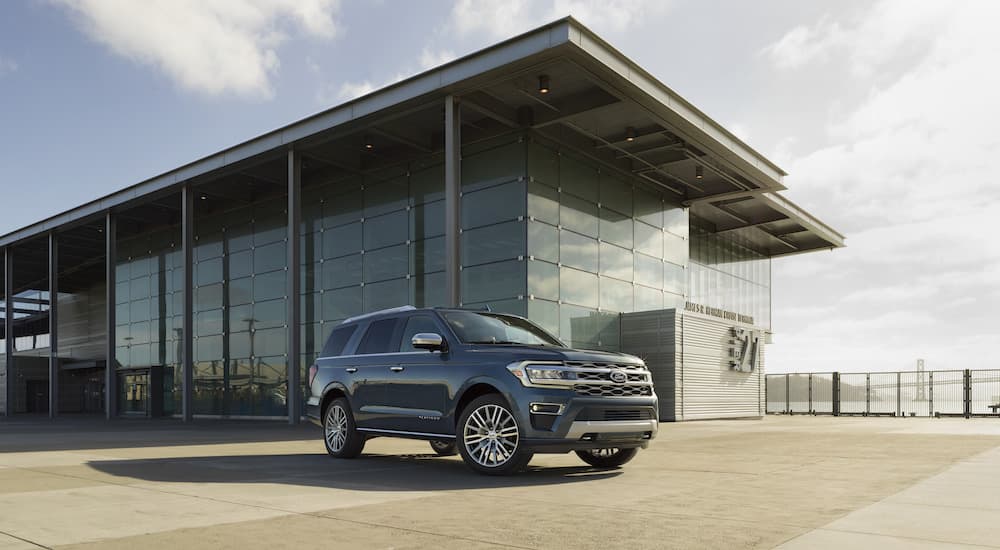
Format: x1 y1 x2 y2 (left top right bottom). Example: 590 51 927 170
915 359 927 401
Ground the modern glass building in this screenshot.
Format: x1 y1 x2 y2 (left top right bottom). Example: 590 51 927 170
0 18 842 421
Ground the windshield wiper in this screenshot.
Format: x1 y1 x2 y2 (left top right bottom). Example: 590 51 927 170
468 340 532 345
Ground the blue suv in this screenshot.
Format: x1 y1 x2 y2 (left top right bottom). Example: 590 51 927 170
306 306 658 475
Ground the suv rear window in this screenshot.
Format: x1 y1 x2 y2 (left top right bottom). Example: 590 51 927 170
321 325 357 357
356 318 399 354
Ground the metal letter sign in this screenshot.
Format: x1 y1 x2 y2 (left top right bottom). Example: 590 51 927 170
730 327 760 372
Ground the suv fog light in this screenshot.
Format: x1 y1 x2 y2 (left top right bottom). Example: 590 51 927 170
529 403 564 415
642 431 652 439
580 433 597 441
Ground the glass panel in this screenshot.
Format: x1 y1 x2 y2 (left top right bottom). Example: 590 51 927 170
324 188 363 228
411 164 444 205
461 140 525 191
599 208 633 249
560 155 599 202
600 175 632 216
560 194 598 237
462 180 525 229
599 242 633 282
322 254 362 289
634 253 662 289
462 221 525 266
634 221 663 258
527 260 559 301
664 233 687 266
363 244 408 282
411 271 446 307
323 222 362 258
527 221 559 263
364 174 408 218
410 200 445 240
528 141 559 186
559 230 598 273
600 277 633 313
410 237 445 274
363 278 409 311
634 285 663 312
664 262 685 294
560 267 598 308
461 260 524 304
527 299 560 338
634 187 663 228
253 270 286 302
528 181 559 225
322 286 363 322
363 211 408 250
253 241 286 274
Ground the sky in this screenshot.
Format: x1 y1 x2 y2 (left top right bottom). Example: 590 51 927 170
0 0 997 374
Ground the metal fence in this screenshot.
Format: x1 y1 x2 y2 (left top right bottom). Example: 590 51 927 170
766 369 1000 417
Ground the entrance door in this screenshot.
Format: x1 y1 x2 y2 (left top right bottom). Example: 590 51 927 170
119 371 149 416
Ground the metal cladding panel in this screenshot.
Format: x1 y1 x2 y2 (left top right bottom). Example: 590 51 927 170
621 309 679 421
678 313 764 420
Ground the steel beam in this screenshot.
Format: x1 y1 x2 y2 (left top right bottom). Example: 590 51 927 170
286 149 302 424
3 247 13 416
444 95 461 307
181 186 194 421
104 212 117 419
48 232 58 418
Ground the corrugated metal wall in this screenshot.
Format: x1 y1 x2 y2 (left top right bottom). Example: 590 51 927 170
679 314 764 420
622 309 765 421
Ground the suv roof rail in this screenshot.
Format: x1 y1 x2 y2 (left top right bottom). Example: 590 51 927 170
341 305 416 325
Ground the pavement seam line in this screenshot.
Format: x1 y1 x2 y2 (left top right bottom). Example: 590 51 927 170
0 529 52 550
816 527 1000 549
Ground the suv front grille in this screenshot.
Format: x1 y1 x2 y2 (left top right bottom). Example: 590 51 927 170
574 384 653 397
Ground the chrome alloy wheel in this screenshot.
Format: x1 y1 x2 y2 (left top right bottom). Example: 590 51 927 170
325 404 349 453
463 403 519 467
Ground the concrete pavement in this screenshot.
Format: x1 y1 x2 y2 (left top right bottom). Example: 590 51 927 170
1 416 999 549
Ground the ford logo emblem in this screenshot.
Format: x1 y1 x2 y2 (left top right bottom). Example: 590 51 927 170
609 370 628 384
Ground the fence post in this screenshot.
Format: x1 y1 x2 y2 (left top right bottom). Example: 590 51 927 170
964 369 972 419
808 374 813 415
833 372 840 416
785 373 790 414
929 371 934 417
865 373 871 416
896 372 903 416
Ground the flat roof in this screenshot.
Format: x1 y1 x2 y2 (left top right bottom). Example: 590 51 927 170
0 17 842 255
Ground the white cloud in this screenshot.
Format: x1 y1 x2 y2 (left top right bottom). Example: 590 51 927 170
56 0 342 99
0 55 17 77
764 0 1000 373
335 80 375 101
419 47 456 70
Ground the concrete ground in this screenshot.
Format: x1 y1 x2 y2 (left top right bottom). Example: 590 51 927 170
2 416 1000 549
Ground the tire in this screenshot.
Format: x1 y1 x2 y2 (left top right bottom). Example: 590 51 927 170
323 397 366 458
429 440 458 456
456 394 533 475
575 447 638 468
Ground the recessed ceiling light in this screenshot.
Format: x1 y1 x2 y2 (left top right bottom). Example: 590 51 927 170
625 127 637 142
695 165 704 179
538 75 550 94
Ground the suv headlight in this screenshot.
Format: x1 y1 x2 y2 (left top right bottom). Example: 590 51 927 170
507 362 576 388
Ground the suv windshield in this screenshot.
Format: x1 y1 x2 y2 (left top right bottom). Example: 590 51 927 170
442 311 564 347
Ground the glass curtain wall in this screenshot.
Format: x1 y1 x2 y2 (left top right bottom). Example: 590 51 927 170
115 216 181 415
0 256 6 414
688 219 771 329
525 137 688 351
300 151 450 369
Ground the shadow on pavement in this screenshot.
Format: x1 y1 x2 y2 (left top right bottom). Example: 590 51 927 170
0 416 318 453
86 451 622 491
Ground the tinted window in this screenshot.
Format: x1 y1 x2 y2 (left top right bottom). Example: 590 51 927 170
357 318 398 354
320 326 357 357
442 311 563 346
398 315 442 352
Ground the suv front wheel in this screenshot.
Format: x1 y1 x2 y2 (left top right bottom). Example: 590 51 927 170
457 394 533 475
323 397 366 458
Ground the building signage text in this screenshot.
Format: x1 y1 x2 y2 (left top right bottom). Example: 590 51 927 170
684 301 754 325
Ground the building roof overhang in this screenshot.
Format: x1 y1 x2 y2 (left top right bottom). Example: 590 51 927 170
0 16 842 257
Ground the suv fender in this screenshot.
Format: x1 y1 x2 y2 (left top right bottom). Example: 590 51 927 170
452 375 519 420
320 381 352 414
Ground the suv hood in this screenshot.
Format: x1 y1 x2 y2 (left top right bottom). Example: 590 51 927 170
467 345 645 367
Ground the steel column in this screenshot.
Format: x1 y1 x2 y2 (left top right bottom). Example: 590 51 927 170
832 372 840 416
181 186 194 421
105 213 117 418
929 371 934 417
48 232 58 418
964 369 972 419
865 373 870 416
3 248 13 416
896 371 901 417
444 95 461 307
784 373 789 414
807 374 813 414
286 149 302 424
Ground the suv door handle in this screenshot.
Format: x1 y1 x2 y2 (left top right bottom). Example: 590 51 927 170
345 368 358 373
390 366 405 372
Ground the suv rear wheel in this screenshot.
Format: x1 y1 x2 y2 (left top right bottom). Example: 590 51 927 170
429 440 457 456
575 447 638 468
457 394 533 475
323 397 365 458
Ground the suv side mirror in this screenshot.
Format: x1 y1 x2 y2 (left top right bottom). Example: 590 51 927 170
411 333 446 352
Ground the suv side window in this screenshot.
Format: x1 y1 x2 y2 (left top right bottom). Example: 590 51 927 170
398 315 442 352
356 318 399 355
320 325 357 357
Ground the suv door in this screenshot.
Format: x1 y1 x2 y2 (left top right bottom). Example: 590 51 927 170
349 317 401 430
382 314 455 435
